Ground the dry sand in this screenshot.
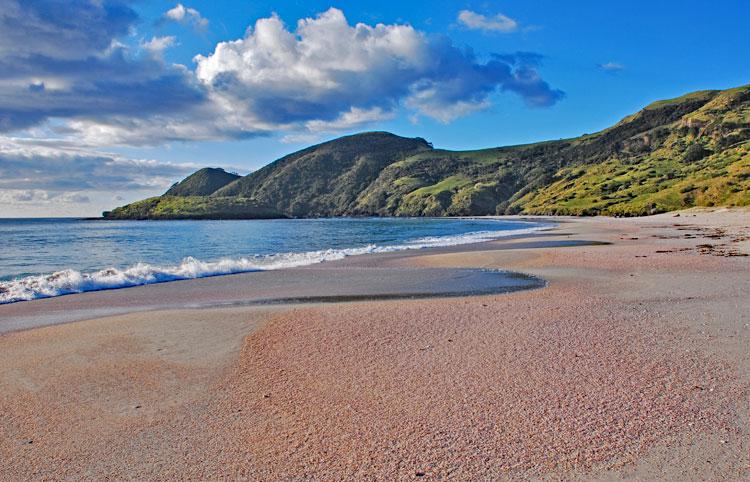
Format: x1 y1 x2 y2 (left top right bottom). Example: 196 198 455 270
1 208 749 480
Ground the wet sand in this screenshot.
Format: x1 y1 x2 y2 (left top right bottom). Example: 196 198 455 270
1 208 749 480
0 264 550 334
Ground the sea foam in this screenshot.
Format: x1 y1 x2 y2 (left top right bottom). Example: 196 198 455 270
0 224 550 304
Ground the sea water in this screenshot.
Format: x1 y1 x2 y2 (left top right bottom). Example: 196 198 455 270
0 217 549 303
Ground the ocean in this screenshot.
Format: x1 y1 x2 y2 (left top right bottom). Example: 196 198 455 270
0 217 549 304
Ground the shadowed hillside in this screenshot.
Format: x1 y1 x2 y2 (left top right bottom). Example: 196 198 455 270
105 84 750 219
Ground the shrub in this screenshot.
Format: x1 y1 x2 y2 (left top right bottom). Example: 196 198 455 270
683 142 709 162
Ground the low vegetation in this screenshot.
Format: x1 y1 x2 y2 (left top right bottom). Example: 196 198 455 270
103 196 283 220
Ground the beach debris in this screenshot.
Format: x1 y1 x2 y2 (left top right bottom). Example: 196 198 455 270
695 243 748 256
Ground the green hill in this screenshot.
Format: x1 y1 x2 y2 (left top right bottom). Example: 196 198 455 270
213 132 432 216
164 167 240 197
104 84 750 219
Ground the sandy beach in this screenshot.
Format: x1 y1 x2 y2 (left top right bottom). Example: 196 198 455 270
1 209 749 480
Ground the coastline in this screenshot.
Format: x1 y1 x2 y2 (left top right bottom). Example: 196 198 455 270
0 217 551 307
0 265 548 334
0 217 555 334
1 209 748 479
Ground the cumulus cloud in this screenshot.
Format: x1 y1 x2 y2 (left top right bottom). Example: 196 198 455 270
599 61 625 72
0 0 205 133
193 8 562 129
164 3 208 30
457 10 519 33
193 9 428 127
0 5 562 145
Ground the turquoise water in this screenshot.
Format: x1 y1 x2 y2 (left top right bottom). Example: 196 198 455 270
0 217 548 303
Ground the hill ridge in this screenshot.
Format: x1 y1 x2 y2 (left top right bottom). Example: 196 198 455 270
164 167 241 197
104 84 750 219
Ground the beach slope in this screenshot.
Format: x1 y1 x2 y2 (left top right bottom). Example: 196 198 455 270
1 209 748 480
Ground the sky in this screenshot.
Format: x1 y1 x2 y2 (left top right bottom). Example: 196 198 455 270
1 0 748 217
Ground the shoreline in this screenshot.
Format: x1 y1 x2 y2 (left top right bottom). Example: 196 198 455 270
0 264 550 335
1 209 748 479
0 217 552 308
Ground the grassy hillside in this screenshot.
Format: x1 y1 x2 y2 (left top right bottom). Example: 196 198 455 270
351 86 749 216
164 168 240 197
103 196 283 220
105 84 750 219
213 132 432 217
514 86 750 215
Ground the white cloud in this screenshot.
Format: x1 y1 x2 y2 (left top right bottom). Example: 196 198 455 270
192 8 560 133
304 107 396 132
0 189 50 203
141 36 178 57
164 4 209 30
193 9 431 125
280 133 322 145
0 189 90 205
60 192 91 203
0 136 198 192
407 92 490 123
0 1 205 134
1 5 562 146
457 10 518 33
0 134 206 215
62 106 237 147
280 106 395 144
599 61 625 72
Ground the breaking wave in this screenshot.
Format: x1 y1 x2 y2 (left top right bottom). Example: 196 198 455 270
0 224 550 304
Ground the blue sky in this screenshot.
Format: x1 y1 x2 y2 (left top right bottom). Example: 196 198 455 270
1 0 748 216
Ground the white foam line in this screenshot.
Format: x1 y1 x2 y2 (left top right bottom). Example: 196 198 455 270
0 223 553 304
